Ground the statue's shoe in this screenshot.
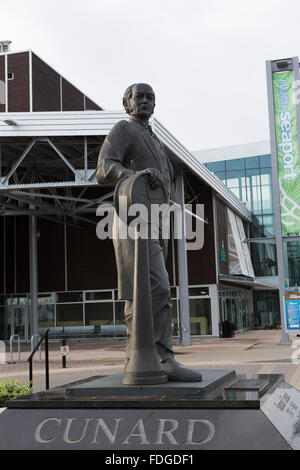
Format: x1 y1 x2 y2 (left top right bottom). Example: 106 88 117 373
161 358 202 382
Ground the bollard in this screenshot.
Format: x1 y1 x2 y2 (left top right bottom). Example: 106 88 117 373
9 335 20 364
0 340 6 364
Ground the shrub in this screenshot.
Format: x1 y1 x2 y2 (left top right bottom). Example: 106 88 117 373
0 379 33 407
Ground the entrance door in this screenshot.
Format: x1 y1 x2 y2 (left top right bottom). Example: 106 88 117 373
11 306 28 340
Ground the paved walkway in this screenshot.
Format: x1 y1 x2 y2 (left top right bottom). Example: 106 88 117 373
1 329 300 393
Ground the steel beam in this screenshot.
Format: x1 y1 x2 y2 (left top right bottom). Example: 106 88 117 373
175 169 191 346
29 208 38 336
1 139 36 185
46 138 82 179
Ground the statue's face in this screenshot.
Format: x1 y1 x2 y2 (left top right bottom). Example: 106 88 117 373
127 84 155 120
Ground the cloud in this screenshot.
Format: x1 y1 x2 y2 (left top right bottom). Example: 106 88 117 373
1 0 300 149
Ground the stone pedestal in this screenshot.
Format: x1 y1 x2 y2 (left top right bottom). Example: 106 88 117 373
0 370 298 450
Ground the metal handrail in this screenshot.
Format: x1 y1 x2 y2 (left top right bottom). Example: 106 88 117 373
30 334 42 363
27 329 50 390
9 335 20 363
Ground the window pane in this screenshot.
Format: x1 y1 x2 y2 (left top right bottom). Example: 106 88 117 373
241 176 249 186
241 187 248 204
205 161 225 172
38 304 55 327
226 169 244 180
226 159 244 170
85 302 113 325
253 290 280 328
263 226 274 237
259 154 271 168
115 302 125 324
189 298 212 335
56 304 83 326
56 292 83 303
250 242 277 277
245 168 259 179
189 287 209 296
286 241 300 288
251 174 260 186
260 173 271 185
227 178 239 189
170 287 177 298
262 214 274 226
261 186 272 212
38 293 55 304
252 186 262 213
6 296 28 305
86 291 113 301
230 187 241 199
214 171 226 181
245 156 259 169
0 306 8 339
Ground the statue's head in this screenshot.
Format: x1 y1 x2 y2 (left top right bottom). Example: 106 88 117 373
122 83 155 120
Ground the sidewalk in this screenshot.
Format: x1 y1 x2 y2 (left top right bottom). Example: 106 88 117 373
0 329 299 393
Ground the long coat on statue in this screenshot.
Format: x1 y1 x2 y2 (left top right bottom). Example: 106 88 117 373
96 118 174 300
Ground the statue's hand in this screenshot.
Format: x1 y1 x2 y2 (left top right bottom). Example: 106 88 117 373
145 168 163 189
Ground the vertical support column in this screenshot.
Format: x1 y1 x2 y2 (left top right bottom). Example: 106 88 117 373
64 216 68 292
175 169 191 346
45 330 49 390
29 209 38 337
293 56 300 150
4 54 8 113
212 195 220 337
3 217 6 294
266 60 290 343
5 54 8 112
209 284 220 336
29 50 32 112
14 217 16 293
212 195 220 284
248 289 254 329
84 137 88 181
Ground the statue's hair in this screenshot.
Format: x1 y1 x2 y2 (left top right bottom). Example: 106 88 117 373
122 83 155 114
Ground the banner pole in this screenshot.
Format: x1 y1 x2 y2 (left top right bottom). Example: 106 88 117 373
266 59 290 343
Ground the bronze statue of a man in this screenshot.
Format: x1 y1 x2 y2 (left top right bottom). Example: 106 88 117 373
96 83 202 383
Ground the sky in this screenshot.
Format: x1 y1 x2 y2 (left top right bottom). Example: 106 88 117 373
1 0 300 151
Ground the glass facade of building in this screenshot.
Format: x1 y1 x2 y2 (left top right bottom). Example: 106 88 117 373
205 154 274 237
253 289 280 329
205 153 281 329
0 285 214 340
219 286 252 330
205 154 300 293
285 240 300 291
205 154 278 279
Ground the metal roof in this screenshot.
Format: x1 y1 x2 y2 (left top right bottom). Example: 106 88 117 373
0 110 252 221
192 140 270 163
219 274 278 290
0 49 103 111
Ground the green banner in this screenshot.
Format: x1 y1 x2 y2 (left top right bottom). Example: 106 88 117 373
273 71 300 235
